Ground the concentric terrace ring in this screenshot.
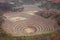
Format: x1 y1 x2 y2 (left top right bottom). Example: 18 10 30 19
1 11 60 36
